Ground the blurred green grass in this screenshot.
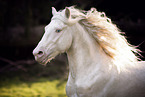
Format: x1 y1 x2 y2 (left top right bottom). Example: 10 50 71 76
0 77 67 97
0 55 68 97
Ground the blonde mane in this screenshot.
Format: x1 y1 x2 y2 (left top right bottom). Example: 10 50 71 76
63 7 140 72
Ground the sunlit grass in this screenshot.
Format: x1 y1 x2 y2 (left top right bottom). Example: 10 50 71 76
0 77 67 97
0 55 68 97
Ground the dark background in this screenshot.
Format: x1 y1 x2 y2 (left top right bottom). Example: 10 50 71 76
0 0 145 76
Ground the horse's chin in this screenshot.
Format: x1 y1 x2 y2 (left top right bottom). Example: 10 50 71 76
38 57 55 66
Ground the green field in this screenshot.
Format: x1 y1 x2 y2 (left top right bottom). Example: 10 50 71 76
0 59 68 97
0 77 67 97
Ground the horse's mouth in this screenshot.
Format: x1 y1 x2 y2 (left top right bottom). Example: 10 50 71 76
39 57 54 65
34 51 58 65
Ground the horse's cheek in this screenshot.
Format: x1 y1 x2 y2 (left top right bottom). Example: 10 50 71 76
57 33 72 52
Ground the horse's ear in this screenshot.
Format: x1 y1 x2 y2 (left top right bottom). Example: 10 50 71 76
52 7 57 15
65 7 70 19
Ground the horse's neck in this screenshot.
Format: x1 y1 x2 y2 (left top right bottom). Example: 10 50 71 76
66 23 112 79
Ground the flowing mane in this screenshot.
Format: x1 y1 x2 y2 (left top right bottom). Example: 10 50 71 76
63 7 140 72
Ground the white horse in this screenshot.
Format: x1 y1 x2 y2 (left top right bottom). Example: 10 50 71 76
33 6 145 97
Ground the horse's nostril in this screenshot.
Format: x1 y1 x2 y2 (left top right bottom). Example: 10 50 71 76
38 51 43 55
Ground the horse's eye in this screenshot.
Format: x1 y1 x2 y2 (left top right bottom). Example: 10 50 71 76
56 29 62 33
